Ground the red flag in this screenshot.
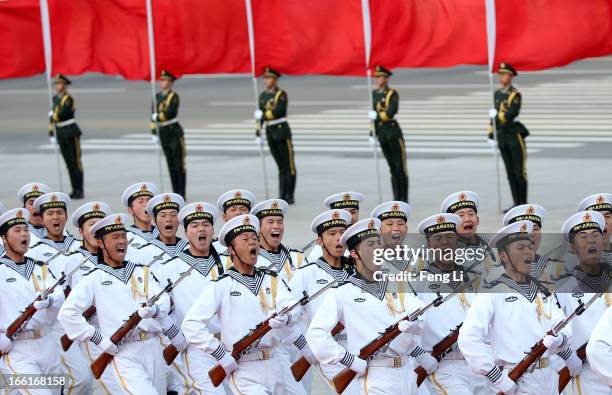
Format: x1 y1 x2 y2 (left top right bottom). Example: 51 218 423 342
252 0 366 76
49 0 149 79
494 0 612 70
152 0 250 77
369 0 487 68
0 0 44 78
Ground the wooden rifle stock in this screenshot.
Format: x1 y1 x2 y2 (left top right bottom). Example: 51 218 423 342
163 344 179 365
415 324 463 387
290 323 344 381
558 342 587 392
61 305 97 351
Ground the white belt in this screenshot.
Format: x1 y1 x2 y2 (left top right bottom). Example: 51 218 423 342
13 329 46 340
158 118 178 127
121 331 159 344
56 119 76 127
239 348 273 362
368 356 406 368
265 117 287 126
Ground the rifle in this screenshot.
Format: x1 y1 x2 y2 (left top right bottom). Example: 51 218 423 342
558 342 586 392
1 256 88 356
291 323 344 381
163 261 278 365
208 279 338 387
332 275 478 394
60 251 165 352
499 292 602 394
90 257 189 379
415 324 462 387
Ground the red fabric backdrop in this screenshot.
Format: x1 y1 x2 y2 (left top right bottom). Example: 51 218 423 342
0 0 44 78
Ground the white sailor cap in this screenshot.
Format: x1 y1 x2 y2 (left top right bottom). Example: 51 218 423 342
417 213 461 236
121 182 159 207
17 182 51 203
311 209 352 235
216 189 256 213
89 213 129 238
71 202 111 228
250 199 288 219
146 193 184 217
561 210 606 241
179 202 217 228
218 214 259 247
577 193 612 213
33 192 70 214
0 208 30 235
323 191 365 210
503 204 546 227
340 218 381 250
440 191 480 213
489 220 533 249
370 201 412 222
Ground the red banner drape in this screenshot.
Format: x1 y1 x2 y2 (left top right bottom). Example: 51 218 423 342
0 0 44 79
494 0 612 70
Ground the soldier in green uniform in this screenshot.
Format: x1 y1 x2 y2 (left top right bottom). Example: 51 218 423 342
48 74 84 199
254 67 296 204
368 66 408 203
488 62 529 212
151 70 187 199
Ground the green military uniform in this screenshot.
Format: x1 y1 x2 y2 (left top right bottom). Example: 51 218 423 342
257 67 296 203
151 70 186 198
49 74 84 198
372 66 408 202
490 63 528 206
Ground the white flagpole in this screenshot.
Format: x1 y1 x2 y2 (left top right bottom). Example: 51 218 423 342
245 0 269 199
361 0 382 203
485 0 502 212
39 0 64 192
145 0 164 190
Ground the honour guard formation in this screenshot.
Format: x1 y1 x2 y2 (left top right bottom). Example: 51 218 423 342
0 180 610 395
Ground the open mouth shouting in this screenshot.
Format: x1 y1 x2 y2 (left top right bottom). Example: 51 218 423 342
270 231 281 241
462 222 474 232
249 246 258 259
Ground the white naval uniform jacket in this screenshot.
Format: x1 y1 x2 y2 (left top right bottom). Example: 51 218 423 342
586 305 612 386
182 267 299 359
131 236 189 269
125 225 159 261
458 275 572 379
57 261 170 342
256 244 307 282
152 248 225 327
306 274 422 365
26 236 81 274
0 257 65 334
52 247 98 290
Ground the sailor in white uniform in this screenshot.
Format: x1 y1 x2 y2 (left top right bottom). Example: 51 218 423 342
17 182 51 246
58 213 171 394
120 182 160 261
586 305 612 387
212 189 256 256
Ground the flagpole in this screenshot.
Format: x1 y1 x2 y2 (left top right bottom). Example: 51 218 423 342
145 0 164 190
361 0 382 203
245 0 270 199
39 0 64 192
485 0 502 212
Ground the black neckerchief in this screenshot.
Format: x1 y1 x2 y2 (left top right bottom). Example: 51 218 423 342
0 256 35 280
226 266 266 296
177 245 223 277
259 244 293 272
348 272 388 300
315 257 351 282
97 260 136 284
498 273 538 302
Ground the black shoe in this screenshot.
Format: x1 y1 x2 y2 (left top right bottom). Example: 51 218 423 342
69 191 84 199
503 205 516 214
286 197 295 205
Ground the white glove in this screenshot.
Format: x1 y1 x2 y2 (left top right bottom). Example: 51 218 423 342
255 136 264 148
48 110 54 118
269 314 289 329
492 371 517 394
368 136 377 148
99 337 119 355
368 110 378 121
489 108 498 118
398 319 422 334
487 137 496 147
49 136 57 145
137 304 159 319
300 344 317 364
543 333 565 352
350 356 368 377
0 334 12 354
254 109 263 120
564 351 583 377
151 112 159 122
170 331 188 352
33 296 53 310
151 134 159 144
219 353 237 376
415 352 438 375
